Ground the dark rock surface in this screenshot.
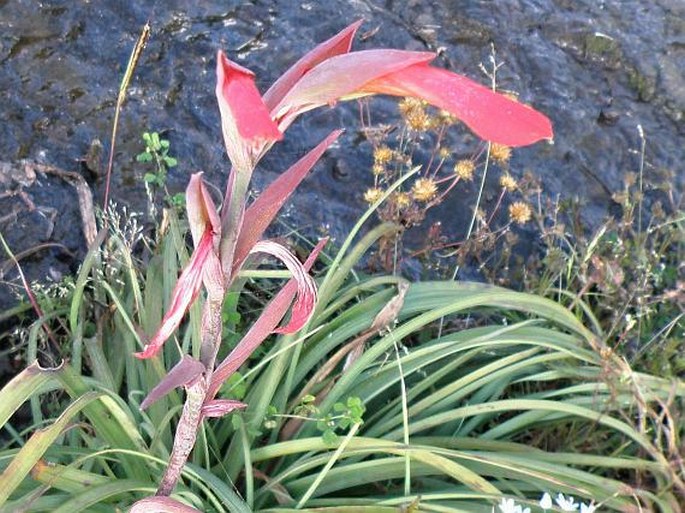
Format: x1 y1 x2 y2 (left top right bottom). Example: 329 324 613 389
0 0 682 309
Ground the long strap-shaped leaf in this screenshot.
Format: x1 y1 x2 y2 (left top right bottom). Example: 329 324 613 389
0 392 101 506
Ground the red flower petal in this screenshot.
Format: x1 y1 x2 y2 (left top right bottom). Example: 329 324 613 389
263 20 362 110
271 49 434 132
249 240 317 334
360 63 553 146
216 51 283 172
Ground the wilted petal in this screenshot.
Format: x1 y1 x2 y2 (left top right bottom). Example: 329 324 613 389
201 399 247 418
186 173 221 247
360 63 553 146
208 238 327 400
249 240 317 334
216 51 282 172
263 19 362 110
134 228 214 359
130 496 202 513
140 355 205 410
232 130 341 274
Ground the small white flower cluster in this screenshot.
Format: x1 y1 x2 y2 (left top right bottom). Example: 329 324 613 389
495 492 598 513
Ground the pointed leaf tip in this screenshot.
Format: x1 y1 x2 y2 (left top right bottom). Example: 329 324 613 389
201 399 247 418
140 355 205 410
264 19 364 110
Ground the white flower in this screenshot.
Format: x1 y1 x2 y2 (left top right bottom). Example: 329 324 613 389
580 502 597 513
518 506 531 513
498 498 518 513
555 493 579 511
539 493 553 509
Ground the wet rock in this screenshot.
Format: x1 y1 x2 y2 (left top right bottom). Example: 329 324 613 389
0 0 682 311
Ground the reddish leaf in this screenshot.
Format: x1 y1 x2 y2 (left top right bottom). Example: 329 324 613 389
134 228 214 360
140 355 205 410
216 51 282 172
360 63 553 146
232 129 341 275
263 20 363 110
271 49 434 132
130 497 202 513
201 399 247 418
208 238 327 400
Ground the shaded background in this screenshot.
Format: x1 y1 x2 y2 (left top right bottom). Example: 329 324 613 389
1 0 683 306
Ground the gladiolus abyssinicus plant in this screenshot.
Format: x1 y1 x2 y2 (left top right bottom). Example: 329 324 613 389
131 19 553 509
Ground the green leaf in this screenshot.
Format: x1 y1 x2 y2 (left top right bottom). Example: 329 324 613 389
0 392 102 506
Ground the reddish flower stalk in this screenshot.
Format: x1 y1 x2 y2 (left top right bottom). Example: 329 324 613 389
131 20 553 507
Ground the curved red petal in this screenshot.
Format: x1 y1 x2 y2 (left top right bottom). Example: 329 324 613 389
263 20 363 110
272 49 435 131
216 51 282 171
249 240 317 334
361 63 553 146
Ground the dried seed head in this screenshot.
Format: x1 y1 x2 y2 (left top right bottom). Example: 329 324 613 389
500 173 518 192
454 159 476 181
371 163 385 176
364 187 384 204
392 191 412 209
411 178 438 202
490 143 512 164
399 97 432 132
438 147 451 159
373 145 394 164
437 109 458 125
509 201 532 224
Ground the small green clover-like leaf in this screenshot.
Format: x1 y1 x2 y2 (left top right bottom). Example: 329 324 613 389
170 192 185 208
302 394 316 404
322 428 338 446
144 172 158 183
164 156 178 167
137 152 153 163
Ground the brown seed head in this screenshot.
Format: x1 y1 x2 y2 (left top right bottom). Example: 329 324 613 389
454 159 476 181
392 191 412 209
411 178 438 202
364 187 384 204
490 143 512 164
374 145 394 164
500 173 518 192
509 201 532 224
